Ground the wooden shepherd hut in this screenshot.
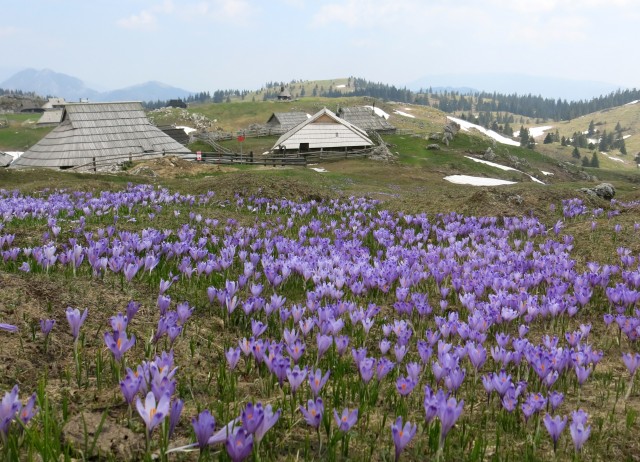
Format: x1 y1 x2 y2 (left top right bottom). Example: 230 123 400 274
11 102 191 170
272 107 373 153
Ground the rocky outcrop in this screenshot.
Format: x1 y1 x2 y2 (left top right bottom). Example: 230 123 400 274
579 183 616 200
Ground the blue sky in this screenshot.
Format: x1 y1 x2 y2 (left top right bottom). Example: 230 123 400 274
2 0 639 93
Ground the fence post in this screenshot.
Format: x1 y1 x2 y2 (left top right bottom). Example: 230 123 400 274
93 157 96 172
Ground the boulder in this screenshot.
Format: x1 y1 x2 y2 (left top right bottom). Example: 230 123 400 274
426 144 441 150
579 182 615 200
483 148 496 161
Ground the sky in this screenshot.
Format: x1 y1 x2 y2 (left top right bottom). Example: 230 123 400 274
2 0 639 94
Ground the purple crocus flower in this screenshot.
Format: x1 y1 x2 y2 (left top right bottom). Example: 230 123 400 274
255 404 281 442
376 357 396 381
300 398 324 428
309 368 330 397
333 408 358 432
359 357 376 384
550 391 564 412
335 335 349 355
109 313 128 334
65 307 88 341
0 322 18 332
437 396 464 447
192 410 216 449
622 352 640 375
396 376 417 396
569 409 591 452
136 391 170 435
316 335 332 360
169 398 184 439
120 368 142 405
104 331 136 361
0 385 21 439
391 416 417 461
40 319 55 336
286 365 308 395
225 347 242 370
157 295 171 316
241 402 264 434
176 302 193 325
543 414 567 453
18 393 38 425
225 427 253 462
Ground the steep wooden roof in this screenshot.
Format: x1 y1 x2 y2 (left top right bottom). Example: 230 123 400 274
337 106 396 132
0 152 13 167
265 112 309 130
12 102 190 169
37 109 64 126
273 108 373 151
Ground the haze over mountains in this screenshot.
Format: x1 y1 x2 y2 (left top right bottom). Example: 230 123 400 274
1 69 193 103
0 68 631 103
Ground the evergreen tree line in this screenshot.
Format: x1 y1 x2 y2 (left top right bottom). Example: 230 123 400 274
140 76 640 122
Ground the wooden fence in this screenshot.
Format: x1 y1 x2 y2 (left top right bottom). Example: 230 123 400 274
69 147 373 172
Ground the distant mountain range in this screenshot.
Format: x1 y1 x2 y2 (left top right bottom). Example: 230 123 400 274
1 69 193 102
407 73 624 102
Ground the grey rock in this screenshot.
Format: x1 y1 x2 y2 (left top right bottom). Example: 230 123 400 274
429 133 441 141
426 144 441 150
483 148 496 161
579 182 615 200
593 183 616 199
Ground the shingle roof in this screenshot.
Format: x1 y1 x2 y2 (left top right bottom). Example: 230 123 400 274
37 109 64 126
265 112 309 131
12 102 190 169
337 106 396 132
0 152 13 167
273 108 373 151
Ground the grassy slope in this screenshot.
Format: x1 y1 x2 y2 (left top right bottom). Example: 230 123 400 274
0 113 54 151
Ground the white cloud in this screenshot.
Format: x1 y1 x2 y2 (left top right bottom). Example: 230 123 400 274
166 0 255 24
117 11 159 30
311 0 482 29
117 0 253 30
116 1 174 30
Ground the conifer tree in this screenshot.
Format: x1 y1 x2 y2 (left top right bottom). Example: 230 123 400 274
572 146 581 159
590 151 600 168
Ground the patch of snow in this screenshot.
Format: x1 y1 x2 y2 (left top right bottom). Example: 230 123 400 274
623 134 631 139
306 113 312 118
403 107 413 111
447 116 520 147
310 167 328 173
625 100 639 106
364 105 390 120
444 175 517 186
394 110 415 119
464 155 545 184
587 138 600 145
600 152 626 164
335 84 346 88
465 156 516 171
176 126 197 134
3 151 23 160
541 171 554 176
528 125 553 138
